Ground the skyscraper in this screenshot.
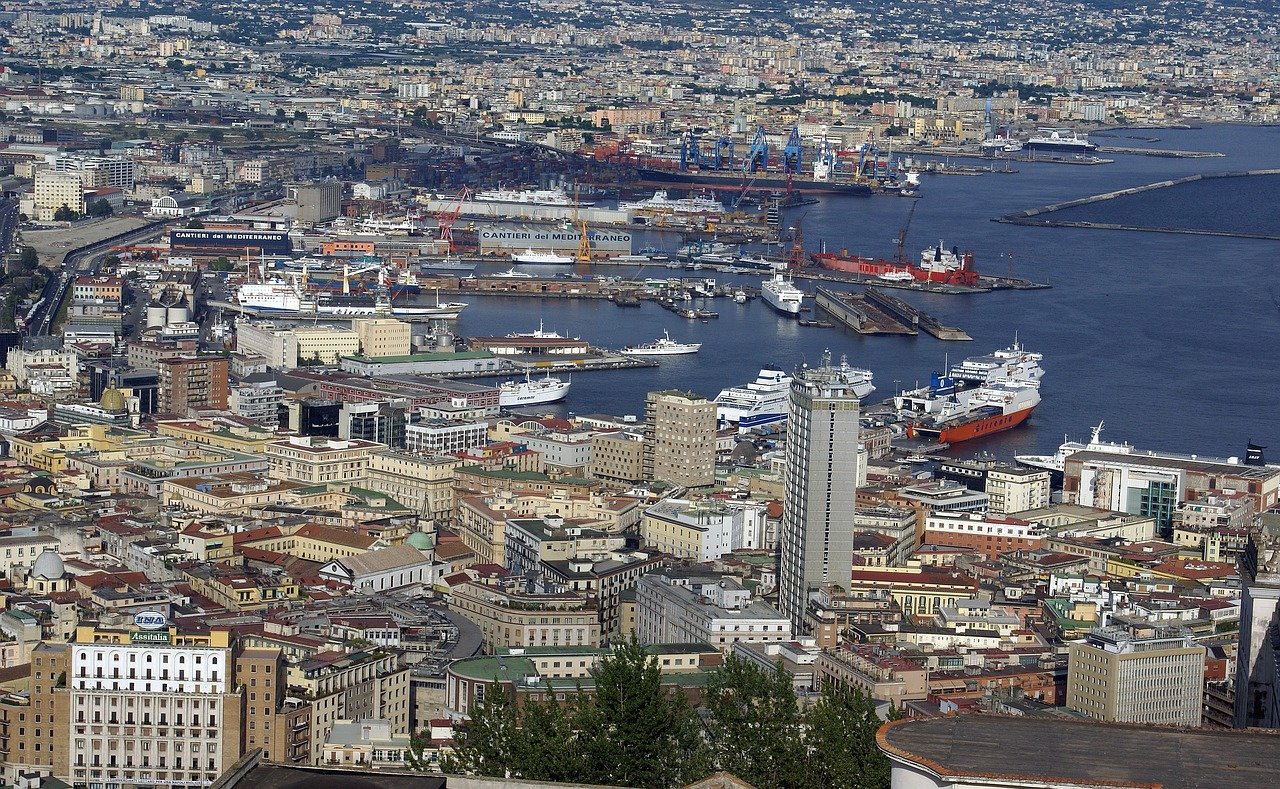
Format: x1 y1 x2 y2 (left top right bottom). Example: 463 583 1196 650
780 355 861 631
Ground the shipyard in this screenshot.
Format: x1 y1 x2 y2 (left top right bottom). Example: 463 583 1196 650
0 0 1275 787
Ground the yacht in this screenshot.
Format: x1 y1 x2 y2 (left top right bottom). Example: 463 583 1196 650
761 272 805 316
621 330 701 356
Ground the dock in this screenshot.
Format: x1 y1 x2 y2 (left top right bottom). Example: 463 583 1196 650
444 352 659 378
864 288 971 341
814 287 917 336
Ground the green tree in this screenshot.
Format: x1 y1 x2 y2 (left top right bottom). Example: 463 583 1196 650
805 684 892 789
208 256 233 272
274 108 287 121
185 219 205 229
294 110 307 122
577 640 710 788
18 247 39 269
207 128 224 143
88 199 113 218
704 654 806 787
53 204 78 222
509 685 586 781
439 681 519 777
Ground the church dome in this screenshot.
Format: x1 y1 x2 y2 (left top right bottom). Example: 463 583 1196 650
99 387 127 413
31 549 65 580
405 531 433 551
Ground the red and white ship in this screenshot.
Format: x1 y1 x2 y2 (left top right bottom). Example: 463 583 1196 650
810 240 980 286
894 341 1044 443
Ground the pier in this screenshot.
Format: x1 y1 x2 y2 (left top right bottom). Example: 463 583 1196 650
864 287 972 341
997 169 1280 238
814 287 917 336
443 352 659 378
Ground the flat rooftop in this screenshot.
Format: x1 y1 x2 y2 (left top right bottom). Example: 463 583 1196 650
879 715 1280 788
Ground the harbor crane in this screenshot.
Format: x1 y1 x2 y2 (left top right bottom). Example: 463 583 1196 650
435 186 470 254
745 126 769 173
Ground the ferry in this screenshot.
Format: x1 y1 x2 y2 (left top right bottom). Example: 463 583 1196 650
714 368 793 430
896 374 1040 444
472 187 592 207
948 337 1044 389
499 372 571 407
512 249 576 265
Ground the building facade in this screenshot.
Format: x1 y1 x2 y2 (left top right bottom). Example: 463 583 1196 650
642 390 716 488
1067 624 1205 726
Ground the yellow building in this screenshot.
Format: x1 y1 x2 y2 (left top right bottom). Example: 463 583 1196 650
449 580 602 653
9 424 153 474
266 436 381 484
363 449 460 521
155 417 280 454
352 318 412 358
293 325 361 365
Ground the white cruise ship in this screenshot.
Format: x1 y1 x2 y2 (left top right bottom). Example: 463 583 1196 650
472 187 592 207
949 337 1044 389
829 353 876 399
619 190 725 215
761 273 805 316
621 330 701 356
714 368 793 430
1014 422 1134 473
499 372 571 407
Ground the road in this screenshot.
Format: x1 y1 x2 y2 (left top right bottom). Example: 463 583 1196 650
27 220 170 336
0 199 17 258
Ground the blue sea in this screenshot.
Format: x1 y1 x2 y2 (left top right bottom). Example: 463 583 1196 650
438 124 1280 461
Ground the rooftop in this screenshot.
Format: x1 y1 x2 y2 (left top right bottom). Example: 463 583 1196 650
878 715 1280 789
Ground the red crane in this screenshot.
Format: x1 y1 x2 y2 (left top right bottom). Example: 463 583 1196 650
436 186 470 253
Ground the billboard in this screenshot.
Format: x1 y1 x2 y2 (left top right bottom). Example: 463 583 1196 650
478 226 632 255
170 229 293 255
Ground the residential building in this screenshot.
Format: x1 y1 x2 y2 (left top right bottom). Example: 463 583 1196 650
447 579 602 653
635 570 791 651
642 390 716 488
158 356 229 414
1067 623 1206 726
236 321 297 369
229 372 284 427
779 359 862 631
1235 513 1280 728
363 449 460 521
589 429 646 484
32 169 85 221
922 512 1049 560
292 649 409 765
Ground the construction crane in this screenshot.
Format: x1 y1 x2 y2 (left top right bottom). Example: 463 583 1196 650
894 198 920 265
435 186 470 254
342 262 381 295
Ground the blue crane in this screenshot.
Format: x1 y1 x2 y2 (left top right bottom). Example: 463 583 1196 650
745 126 769 173
679 131 701 171
713 133 734 170
781 125 803 175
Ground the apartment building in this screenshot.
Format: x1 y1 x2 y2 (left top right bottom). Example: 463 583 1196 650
642 390 716 488
158 356 229 415
447 580 602 653
1067 624 1205 726
635 570 791 652
363 449 460 521
265 436 381 484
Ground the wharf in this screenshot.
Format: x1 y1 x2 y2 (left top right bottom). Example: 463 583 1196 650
899 146 1113 166
1095 145 1224 158
814 287 917 336
864 287 971 341
444 352 658 379
789 269 992 294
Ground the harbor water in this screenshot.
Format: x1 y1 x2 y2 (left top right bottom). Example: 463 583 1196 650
444 124 1280 460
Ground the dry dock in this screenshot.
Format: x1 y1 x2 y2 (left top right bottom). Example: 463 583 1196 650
864 288 971 341
814 287 917 336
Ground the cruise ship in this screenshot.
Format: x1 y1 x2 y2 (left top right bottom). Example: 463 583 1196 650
1024 129 1097 155
948 337 1044 389
472 187 592 207
761 273 805 316
1014 423 1130 474
619 190 726 216
236 280 467 319
621 330 701 356
714 368 793 430
499 372 571 407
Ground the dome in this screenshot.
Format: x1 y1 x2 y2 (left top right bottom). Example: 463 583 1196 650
405 531 433 551
99 387 127 413
31 549 65 581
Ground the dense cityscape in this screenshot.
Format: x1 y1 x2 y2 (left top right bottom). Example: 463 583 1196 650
0 0 1277 787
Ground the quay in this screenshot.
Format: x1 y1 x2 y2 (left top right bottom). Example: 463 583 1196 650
864 287 971 341
814 287 917 336
444 352 659 379
1094 145 1224 158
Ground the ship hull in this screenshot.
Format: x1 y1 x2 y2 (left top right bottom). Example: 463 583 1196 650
499 383 570 407
638 168 874 195
914 405 1034 443
1024 143 1097 155
812 253 979 286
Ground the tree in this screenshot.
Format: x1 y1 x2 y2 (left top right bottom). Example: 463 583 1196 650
88 199 113 218
53 204 78 222
207 128 224 143
805 684 893 789
208 256 233 272
185 219 205 229
294 110 307 122
274 108 287 121
703 654 807 788
438 681 519 777
577 640 710 788
509 685 586 782
18 247 39 270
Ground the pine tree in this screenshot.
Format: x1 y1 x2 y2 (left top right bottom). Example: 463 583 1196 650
438 681 519 777
577 640 710 788
803 684 891 789
703 654 807 788
509 683 586 782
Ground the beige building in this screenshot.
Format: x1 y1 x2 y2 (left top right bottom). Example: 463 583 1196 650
235 321 297 369
290 649 409 765
448 580 602 653
32 169 85 221
352 318 412 358
1067 624 1205 726
643 390 715 488
363 449 460 521
986 466 1051 515
294 325 361 365
589 429 646 484
265 436 381 484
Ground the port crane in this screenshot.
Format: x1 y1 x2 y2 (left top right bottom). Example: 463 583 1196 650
435 186 470 254
894 198 919 265
342 262 382 295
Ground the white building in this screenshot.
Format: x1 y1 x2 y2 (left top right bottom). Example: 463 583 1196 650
6 344 79 396
235 321 297 369
229 373 283 427
641 498 767 561
635 570 791 651
405 419 489 456
317 545 442 593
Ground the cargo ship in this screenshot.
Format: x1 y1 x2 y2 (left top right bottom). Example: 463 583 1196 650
637 166 875 195
811 241 979 287
896 375 1040 444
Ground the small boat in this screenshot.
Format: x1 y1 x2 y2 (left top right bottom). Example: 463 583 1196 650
621 329 701 356
905 454 930 464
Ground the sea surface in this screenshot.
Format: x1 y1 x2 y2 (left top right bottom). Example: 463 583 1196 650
438 124 1280 462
